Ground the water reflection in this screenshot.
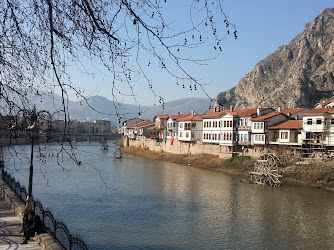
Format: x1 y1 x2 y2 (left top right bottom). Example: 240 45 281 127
3 142 334 249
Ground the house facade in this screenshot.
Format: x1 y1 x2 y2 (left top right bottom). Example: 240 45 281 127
301 107 334 146
149 115 169 141
269 120 303 145
251 112 288 145
166 114 189 140
127 120 154 139
177 114 203 142
235 107 275 146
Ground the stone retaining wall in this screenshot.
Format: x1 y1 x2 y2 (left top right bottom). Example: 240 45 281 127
124 137 265 159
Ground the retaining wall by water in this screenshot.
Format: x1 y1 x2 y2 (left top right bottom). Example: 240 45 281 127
125 137 266 158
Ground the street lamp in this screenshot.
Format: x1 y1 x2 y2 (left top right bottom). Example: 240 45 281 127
10 105 55 213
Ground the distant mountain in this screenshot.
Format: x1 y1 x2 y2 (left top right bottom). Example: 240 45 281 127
37 94 212 124
215 8 334 110
138 97 213 119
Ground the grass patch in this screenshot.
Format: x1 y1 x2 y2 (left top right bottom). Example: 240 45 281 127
223 155 255 172
284 160 334 189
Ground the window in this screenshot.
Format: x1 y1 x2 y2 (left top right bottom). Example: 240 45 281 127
191 132 195 138
186 132 189 138
192 123 196 128
180 123 183 129
180 132 183 138
224 121 226 127
331 119 334 125
317 119 322 125
274 131 279 139
219 121 221 127
281 132 288 139
209 121 211 127
307 119 312 125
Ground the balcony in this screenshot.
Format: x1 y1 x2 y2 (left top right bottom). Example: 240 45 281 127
237 125 251 131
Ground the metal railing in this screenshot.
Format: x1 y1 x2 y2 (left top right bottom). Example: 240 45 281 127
1 170 89 250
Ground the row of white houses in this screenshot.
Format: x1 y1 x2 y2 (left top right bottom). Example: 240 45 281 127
123 102 334 149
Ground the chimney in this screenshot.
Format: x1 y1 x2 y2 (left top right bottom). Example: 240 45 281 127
230 105 234 112
277 107 281 112
191 110 195 115
257 106 262 117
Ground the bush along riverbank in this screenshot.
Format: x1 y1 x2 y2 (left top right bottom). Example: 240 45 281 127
121 146 334 191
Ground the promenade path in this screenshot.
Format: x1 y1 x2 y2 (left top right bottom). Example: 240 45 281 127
0 197 42 250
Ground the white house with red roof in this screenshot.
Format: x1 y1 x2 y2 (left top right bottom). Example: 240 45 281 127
269 120 303 145
148 115 169 141
201 109 229 145
122 118 144 136
235 107 275 146
302 107 334 145
127 120 154 139
166 113 190 140
201 107 275 146
315 99 334 109
280 108 309 120
251 112 288 145
177 113 203 142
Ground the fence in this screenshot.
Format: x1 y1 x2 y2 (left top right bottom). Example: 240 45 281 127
1 170 89 250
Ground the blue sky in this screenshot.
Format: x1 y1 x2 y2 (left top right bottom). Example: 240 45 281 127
69 1 334 106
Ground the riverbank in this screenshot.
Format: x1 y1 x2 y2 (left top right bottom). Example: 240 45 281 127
121 146 334 191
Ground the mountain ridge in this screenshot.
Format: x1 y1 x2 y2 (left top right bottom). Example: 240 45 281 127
215 8 334 110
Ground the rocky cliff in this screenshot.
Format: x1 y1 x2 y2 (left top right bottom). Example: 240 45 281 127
216 8 334 110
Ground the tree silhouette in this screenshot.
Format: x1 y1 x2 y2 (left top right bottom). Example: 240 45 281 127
1 0 236 123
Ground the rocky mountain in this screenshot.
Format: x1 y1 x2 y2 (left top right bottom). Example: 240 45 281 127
216 8 334 110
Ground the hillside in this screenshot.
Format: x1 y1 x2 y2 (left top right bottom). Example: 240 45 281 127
35 94 211 123
216 8 334 110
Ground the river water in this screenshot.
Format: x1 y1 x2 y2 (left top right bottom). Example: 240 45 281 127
3 141 334 249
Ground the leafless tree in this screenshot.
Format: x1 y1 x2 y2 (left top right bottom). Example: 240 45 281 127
1 0 236 118
1 0 236 169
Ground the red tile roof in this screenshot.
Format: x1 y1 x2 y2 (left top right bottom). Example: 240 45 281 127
201 110 229 118
281 108 308 115
269 120 302 129
303 107 334 115
201 107 274 119
147 126 166 130
154 115 169 119
316 99 334 107
169 114 190 119
137 122 154 128
251 112 284 121
235 108 258 116
127 120 152 129
177 114 203 121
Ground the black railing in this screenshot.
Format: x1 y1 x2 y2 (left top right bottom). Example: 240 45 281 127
1 170 88 250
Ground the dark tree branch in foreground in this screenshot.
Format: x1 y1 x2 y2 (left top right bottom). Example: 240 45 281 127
1 0 236 169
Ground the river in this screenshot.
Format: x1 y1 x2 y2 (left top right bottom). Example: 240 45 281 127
3 141 334 249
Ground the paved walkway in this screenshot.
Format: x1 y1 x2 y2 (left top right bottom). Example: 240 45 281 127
0 197 42 250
